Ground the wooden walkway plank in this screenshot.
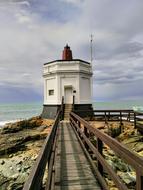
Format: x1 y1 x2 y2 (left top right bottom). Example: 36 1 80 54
54 121 101 190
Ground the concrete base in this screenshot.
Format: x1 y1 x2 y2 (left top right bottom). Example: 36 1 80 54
41 105 61 119
41 104 93 119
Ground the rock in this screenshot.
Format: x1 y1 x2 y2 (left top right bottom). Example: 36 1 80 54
24 165 30 170
7 182 23 190
17 160 23 165
138 150 143 157
0 160 5 165
0 172 9 187
23 157 28 161
105 178 117 189
17 172 29 184
112 157 130 172
37 125 47 132
122 136 141 144
0 116 54 189
10 166 13 170
107 149 114 156
31 155 37 161
133 142 143 152
106 159 116 171
9 154 13 158
21 167 27 173
11 173 19 180
117 171 136 186
17 167 22 172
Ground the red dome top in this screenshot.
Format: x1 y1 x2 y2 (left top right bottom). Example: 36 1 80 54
62 44 73 61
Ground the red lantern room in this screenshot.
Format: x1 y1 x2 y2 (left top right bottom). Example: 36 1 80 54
62 44 73 61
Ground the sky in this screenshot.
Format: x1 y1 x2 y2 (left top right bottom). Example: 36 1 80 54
0 0 143 102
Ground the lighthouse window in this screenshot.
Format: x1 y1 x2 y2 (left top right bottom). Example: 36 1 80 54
49 90 54 96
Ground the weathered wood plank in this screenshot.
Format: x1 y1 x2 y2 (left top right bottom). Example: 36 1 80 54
55 184 101 190
54 121 101 190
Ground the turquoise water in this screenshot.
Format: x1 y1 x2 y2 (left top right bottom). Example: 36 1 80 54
0 102 43 125
0 100 143 126
93 100 143 110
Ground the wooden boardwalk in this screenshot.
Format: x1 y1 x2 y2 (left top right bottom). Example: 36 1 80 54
23 110 143 190
54 121 101 190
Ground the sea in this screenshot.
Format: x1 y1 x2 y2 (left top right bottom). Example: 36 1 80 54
0 100 143 127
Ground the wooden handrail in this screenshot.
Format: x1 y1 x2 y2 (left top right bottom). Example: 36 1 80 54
61 96 64 120
74 109 141 128
23 109 61 190
70 112 143 190
75 109 134 112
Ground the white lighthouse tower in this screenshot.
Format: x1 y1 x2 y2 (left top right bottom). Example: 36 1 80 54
42 45 93 118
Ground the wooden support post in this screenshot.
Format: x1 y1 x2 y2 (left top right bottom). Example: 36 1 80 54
84 126 89 150
105 112 107 125
108 111 110 121
97 138 103 176
120 111 123 133
134 112 136 128
78 121 80 133
136 172 143 190
120 111 121 125
128 111 130 122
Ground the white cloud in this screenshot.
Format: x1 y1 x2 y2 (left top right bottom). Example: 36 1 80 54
15 13 32 23
0 0 143 102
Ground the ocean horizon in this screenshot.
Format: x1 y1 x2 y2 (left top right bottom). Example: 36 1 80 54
0 100 143 127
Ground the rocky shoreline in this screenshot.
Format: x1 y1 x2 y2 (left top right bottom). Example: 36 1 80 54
0 116 54 190
90 120 143 189
0 118 143 190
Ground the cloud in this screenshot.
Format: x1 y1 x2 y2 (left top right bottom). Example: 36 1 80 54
0 0 143 102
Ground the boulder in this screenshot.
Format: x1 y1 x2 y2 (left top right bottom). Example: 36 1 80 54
0 160 5 165
117 171 136 187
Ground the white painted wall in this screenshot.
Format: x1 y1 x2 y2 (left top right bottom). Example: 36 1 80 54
43 60 92 105
79 75 92 104
43 60 92 75
44 76 58 104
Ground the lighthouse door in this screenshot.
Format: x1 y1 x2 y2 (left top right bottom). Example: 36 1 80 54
64 87 72 104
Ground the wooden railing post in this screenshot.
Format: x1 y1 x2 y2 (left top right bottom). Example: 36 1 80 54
70 112 143 190
97 138 103 176
119 111 123 133
136 171 143 190
134 112 136 128
128 111 130 122
108 111 110 121
84 126 89 150
61 96 64 120
22 110 61 190
72 95 75 111
77 120 81 136
105 112 108 124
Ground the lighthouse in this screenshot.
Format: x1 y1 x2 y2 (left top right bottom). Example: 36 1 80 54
42 45 93 119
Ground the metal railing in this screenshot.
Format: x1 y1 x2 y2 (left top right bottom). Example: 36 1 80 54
23 98 64 190
70 112 143 190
